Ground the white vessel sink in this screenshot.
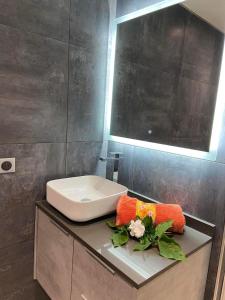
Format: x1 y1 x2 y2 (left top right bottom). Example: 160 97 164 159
46 175 128 222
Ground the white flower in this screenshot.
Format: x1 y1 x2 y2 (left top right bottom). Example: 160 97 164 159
128 220 145 239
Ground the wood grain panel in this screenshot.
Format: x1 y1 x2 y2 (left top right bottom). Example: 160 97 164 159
36 209 73 300
71 239 136 300
221 276 225 300
138 243 211 300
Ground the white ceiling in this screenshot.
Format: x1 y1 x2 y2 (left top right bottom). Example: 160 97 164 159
183 0 225 34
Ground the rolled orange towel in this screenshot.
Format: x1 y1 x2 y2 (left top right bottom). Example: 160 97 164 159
116 195 186 233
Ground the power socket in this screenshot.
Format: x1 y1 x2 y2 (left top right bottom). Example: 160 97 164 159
0 158 15 174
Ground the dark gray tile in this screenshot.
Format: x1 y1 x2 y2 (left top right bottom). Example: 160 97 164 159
182 13 224 85
0 0 70 42
107 141 134 189
67 45 107 142
68 0 108 142
115 21 144 66
132 147 224 222
116 5 187 72
111 61 178 143
66 142 102 177
173 76 217 151
0 240 49 300
0 280 49 300
0 143 66 249
0 240 33 297
0 25 68 144
70 0 109 50
131 146 225 300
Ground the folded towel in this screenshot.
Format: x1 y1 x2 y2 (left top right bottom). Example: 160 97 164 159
116 195 186 233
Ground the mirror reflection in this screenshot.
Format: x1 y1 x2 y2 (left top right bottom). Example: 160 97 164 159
110 4 224 152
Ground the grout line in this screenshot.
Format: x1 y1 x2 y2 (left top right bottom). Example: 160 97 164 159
70 240 75 298
0 142 66 145
0 21 69 46
130 145 135 190
65 0 72 177
0 140 104 147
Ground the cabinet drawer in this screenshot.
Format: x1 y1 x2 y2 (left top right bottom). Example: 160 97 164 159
71 239 136 300
36 209 73 300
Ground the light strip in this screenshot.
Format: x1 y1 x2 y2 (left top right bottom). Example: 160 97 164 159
105 0 225 161
110 135 215 159
103 0 117 139
208 39 225 157
115 0 185 24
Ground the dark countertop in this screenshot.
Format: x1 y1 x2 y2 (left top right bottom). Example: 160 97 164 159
36 200 212 289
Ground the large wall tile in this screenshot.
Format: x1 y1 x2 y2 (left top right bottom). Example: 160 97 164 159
67 45 107 142
68 0 109 142
0 25 68 144
173 76 218 151
0 143 66 249
70 0 109 50
0 0 70 42
181 13 223 85
0 241 33 297
66 142 102 177
0 240 49 300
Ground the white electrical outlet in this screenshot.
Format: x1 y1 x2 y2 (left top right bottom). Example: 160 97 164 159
0 158 15 174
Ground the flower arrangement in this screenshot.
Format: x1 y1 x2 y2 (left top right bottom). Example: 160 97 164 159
107 215 185 261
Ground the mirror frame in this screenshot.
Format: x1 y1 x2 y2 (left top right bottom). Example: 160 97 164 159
104 0 225 161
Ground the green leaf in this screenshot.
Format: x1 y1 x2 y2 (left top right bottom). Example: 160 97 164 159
158 234 186 261
142 216 153 230
106 220 117 229
155 220 173 238
120 225 129 232
140 235 149 244
112 231 129 247
133 240 151 251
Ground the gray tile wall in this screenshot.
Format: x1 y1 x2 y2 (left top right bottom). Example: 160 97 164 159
107 1 225 300
0 1 109 299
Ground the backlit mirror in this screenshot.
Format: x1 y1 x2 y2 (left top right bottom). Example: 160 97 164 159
108 0 225 160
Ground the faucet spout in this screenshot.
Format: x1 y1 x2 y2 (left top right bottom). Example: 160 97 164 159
99 152 123 183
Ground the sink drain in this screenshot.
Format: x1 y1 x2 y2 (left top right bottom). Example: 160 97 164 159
80 198 91 202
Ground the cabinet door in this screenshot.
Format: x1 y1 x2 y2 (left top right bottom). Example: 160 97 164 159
71 239 136 300
36 209 73 300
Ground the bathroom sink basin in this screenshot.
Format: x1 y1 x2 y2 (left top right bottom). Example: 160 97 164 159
46 175 128 222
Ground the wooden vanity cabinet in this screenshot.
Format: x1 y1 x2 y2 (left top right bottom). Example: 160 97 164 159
34 209 73 300
34 208 211 300
71 238 211 300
